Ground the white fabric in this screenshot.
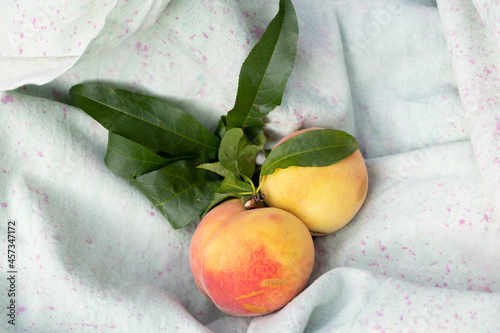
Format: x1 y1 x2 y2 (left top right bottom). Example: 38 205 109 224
1 0 499 332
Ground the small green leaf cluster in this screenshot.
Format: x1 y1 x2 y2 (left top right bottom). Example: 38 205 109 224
68 0 359 229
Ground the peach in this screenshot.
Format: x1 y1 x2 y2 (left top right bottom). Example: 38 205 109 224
260 128 368 236
189 199 246 298
189 199 315 316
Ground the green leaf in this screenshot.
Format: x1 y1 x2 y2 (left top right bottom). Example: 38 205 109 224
218 172 254 194
201 173 254 216
105 132 191 180
215 115 227 140
226 0 299 130
196 161 232 178
201 193 239 217
132 160 221 229
69 83 220 159
249 128 267 148
219 128 262 179
260 129 359 176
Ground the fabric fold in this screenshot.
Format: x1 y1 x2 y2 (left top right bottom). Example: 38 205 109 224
437 0 500 221
1 1 499 332
0 0 172 92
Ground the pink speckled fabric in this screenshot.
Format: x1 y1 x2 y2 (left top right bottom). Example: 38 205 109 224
1 0 499 332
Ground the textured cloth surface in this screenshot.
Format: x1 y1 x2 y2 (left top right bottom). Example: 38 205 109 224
1 0 500 332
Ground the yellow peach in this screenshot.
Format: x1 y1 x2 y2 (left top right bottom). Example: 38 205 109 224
260 128 368 235
189 200 314 316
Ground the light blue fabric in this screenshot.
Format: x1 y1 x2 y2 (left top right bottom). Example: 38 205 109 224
1 0 499 332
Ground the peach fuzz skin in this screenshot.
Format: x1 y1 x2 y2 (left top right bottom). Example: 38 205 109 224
189 199 246 299
261 127 368 236
189 199 315 316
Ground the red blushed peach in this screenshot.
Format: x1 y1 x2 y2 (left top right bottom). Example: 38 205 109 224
261 127 368 236
190 200 314 316
189 199 246 298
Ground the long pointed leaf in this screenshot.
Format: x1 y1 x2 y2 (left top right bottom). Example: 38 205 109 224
226 0 299 130
70 83 220 159
260 129 359 176
105 132 191 180
132 160 221 229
